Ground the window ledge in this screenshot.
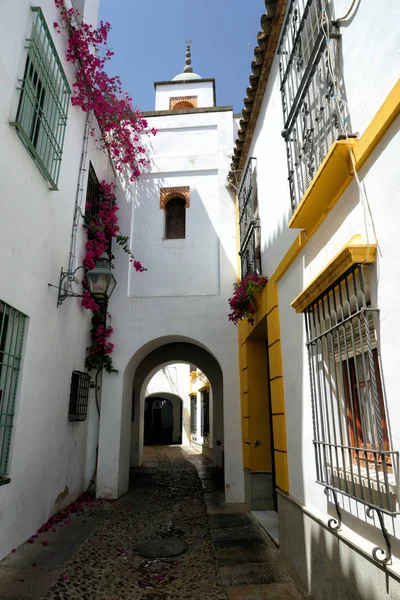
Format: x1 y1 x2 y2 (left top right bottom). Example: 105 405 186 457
328 465 397 495
288 139 357 236
0 477 11 487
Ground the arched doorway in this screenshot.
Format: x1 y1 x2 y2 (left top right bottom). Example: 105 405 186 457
96 335 244 504
144 393 183 445
129 343 224 473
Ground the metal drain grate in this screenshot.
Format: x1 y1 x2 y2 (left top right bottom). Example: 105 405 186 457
134 538 186 558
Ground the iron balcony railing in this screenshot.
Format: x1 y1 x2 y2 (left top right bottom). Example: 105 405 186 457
278 0 346 211
239 221 261 278
238 157 261 277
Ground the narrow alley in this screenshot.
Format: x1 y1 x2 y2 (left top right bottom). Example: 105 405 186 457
0 447 303 600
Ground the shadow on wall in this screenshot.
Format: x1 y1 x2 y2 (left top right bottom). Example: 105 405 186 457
280 491 400 600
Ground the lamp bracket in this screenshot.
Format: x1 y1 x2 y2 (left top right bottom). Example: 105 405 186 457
48 265 87 307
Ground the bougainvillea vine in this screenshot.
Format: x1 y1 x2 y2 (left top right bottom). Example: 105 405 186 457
54 0 156 179
83 182 145 373
228 273 268 326
53 2 152 375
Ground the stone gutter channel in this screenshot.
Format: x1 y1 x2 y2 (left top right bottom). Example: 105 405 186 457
0 446 306 600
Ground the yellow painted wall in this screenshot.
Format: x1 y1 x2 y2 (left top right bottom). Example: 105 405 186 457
236 80 400 498
238 275 289 492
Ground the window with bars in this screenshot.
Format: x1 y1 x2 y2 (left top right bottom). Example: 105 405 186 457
190 395 197 435
200 389 210 438
10 7 71 190
85 162 101 220
68 371 90 422
237 157 261 277
0 301 27 479
278 0 346 211
304 265 398 514
165 198 186 239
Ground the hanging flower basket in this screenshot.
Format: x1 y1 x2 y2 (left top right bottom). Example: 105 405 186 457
228 273 268 326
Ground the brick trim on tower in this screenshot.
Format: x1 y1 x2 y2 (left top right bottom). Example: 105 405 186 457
160 186 190 209
169 96 198 110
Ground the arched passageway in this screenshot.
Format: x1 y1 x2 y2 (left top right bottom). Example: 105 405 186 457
130 341 224 471
96 335 244 504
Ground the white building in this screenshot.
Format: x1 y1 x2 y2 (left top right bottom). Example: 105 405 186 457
144 363 214 457
95 46 245 504
231 0 400 598
0 0 115 561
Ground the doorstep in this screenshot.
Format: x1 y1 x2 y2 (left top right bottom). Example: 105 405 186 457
252 510 280 546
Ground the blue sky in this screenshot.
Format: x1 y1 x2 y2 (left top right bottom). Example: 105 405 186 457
98 0 266 114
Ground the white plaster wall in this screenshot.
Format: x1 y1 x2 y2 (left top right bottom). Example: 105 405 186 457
128 110 235 298
155 81 215 110
333 0 400 138
0 0 113 561
239 0 400 584
96 104 244 503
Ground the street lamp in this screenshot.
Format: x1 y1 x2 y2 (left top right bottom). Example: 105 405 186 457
48 253 117 307
86 253 116 299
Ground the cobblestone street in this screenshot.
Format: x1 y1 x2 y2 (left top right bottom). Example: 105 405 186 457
0 447 304 599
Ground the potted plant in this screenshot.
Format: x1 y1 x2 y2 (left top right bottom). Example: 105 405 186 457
228 273 268 325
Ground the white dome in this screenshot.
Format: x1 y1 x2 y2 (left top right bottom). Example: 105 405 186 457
172 72 202 81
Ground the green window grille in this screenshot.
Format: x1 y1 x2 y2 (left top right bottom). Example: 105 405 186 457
0 300 26 479
10 7 71 190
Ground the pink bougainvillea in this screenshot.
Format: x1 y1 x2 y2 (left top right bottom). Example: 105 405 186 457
228 273 268 325
82 182 146 373
53 2 151 373
54 0 157 180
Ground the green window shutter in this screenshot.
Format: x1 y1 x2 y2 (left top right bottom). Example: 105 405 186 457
0 301 26 478
10 7 71 190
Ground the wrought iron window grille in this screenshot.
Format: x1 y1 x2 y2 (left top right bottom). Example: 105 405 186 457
68 371 90 422
0 301 27 478
278 0 348 212
190 395 197 435
304 264 398 565
200 389 210 438
238 157 261 277
85 162 101 220
10 7 71 190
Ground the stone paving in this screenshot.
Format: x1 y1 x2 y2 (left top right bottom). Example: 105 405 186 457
0 446 305 599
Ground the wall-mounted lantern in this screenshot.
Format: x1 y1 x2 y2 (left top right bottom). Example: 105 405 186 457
48 253 116 307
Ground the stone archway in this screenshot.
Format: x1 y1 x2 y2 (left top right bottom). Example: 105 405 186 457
96 335 244 504
130 342 224 472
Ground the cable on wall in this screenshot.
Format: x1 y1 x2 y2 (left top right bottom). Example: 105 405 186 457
320 0 381 259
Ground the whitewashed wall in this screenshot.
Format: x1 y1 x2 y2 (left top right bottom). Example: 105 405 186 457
155 81 214 110
242 0 400 591
96 102 245 503
0 0 113 562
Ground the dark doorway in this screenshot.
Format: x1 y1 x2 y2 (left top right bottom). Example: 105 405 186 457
144 396 180 445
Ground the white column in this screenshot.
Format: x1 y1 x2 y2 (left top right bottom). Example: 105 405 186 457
96 372 131 498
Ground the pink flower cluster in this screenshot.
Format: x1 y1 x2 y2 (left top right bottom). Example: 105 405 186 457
82 182 145 373
54 0 157 180
25 493 111 546
228 273 268 325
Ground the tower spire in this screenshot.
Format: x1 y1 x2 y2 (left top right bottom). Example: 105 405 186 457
183 39 193 74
